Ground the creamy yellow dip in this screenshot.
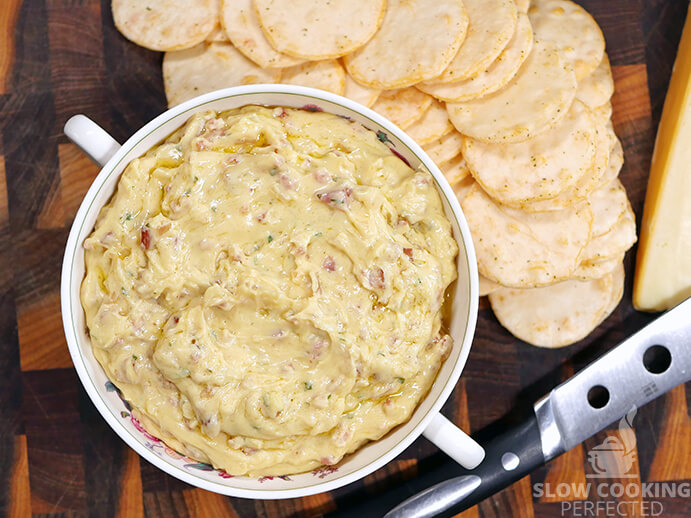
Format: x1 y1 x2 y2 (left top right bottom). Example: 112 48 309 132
81 105 458 476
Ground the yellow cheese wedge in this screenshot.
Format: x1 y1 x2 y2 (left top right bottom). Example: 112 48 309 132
634 5 691 311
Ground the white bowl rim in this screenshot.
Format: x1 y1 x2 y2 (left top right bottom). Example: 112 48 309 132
61 84 479 499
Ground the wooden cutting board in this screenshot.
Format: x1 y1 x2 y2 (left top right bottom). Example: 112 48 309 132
0 1 689 516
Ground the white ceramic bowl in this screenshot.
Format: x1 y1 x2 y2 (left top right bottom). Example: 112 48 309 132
61 84 480 499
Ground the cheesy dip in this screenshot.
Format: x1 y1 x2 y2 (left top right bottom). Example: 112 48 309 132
81 106 458 476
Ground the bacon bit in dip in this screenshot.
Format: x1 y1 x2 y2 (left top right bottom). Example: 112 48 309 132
322 256 336 271
141 228 151 249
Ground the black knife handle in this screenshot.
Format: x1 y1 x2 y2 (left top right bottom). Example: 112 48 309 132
326 413 545 518
385 413 545 517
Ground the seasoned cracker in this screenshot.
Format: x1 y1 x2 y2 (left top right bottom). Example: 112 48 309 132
462 184 592 287
462 100 597 205
528 0 605 80
515 121 611 211
221 0 304 68
488 264 621 347
418 13 533 102
113 0 217 51
281 60 346 95
579 202 637 264
479 275 501 296
405 100 454 145
588 178 629 238
344 0 469 89
343 74 381 108
163 42 281 107
447 41 576 143
592 131 623 191
572 252 623 280
430 0 517 83
422 131 464 164
254 0 386 59
576 54 614 109
371 88 433 129
438 153 470 186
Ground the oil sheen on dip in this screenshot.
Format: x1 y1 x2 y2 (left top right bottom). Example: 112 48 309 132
81 105 458 476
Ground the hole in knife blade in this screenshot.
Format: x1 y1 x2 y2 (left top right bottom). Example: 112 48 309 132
643 345 672 374
587 385 610 409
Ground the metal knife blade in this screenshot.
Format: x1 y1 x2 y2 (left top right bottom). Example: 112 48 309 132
535 296 691 461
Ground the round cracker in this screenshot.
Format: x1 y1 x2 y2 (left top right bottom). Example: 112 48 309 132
453 175 477 202
344 74 381 108
447 41 577 143
431 0 518 83
588 178 629 238
418 13 534 102
280 60 346 95
576 54 614 109
603 261 625 317
462 184 592 287
528 0 605 80
593 130 623 191
112 0 217 51
422 130 464 165
206 24 230 43
579 201 637 264
221 0 304 68
515 121 611 212
405 100 454 145
439 153 470 186
344 0 469 89
254 0 386 60
462 100 597 205
572 252 623 281
371 88 433 130
479 274 501 296
163 42 281 107
592 101 613 126
488 264 621 347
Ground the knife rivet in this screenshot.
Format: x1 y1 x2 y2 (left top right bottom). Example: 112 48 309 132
501 452 519 471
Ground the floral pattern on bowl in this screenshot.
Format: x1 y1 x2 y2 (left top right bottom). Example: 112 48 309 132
105 381 318 481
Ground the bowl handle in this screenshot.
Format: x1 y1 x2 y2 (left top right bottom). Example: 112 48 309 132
64 115 121 167
423 412 485 469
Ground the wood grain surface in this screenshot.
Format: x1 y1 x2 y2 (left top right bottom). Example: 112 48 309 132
0 1 689 517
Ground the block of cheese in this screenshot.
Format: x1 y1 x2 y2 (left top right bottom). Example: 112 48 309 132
633 5 691 311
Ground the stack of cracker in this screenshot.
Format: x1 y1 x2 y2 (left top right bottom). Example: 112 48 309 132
112 0 636 347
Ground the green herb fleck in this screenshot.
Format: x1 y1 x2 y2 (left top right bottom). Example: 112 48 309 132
121 287 129 296
396 377 405 384
304 381 313 390
267 234 274 243
132 355 138 361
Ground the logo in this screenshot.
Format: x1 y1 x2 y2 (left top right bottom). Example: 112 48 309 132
586 406 638 478
532 405 689 516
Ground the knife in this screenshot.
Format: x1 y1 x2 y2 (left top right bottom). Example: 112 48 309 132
327 298 691 518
